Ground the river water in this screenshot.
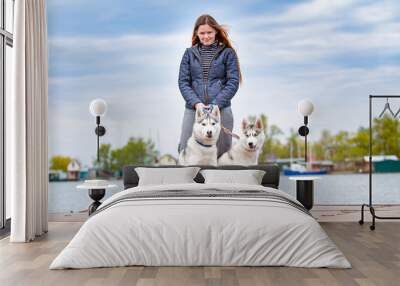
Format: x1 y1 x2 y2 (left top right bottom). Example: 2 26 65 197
48 173 400 213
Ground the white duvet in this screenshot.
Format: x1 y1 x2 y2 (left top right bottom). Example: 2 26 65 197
50 183 351 269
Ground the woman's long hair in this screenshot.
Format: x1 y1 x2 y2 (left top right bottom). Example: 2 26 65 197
191 14 243 84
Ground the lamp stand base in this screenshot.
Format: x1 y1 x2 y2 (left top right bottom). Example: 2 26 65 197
88 188 105 215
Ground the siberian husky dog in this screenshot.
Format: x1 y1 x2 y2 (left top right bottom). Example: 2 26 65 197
218 117 265 166
178 105 221 166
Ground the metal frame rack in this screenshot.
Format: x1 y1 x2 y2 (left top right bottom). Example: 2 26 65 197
359 95 400 230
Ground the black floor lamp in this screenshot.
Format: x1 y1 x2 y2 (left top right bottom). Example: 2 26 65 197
297 99 314 163
291 99 316 211
83 99 108 214
89 99 107 169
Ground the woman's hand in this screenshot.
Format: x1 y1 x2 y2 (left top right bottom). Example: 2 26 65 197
195 103 208 110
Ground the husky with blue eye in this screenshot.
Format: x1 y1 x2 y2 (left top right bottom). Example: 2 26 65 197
218 117 265 166
178 105 221 166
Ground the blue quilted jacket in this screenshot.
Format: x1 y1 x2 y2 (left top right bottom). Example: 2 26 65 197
178 43 240 110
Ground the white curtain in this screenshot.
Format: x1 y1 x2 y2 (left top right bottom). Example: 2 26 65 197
9 0 48 242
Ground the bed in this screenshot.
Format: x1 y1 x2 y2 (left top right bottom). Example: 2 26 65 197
50 165 350 269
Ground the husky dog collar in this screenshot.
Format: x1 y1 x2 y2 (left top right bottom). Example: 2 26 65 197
202 105 214 113
195 139 213 148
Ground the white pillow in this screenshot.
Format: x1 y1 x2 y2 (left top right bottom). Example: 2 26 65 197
135 167 200 186
200 169 266 185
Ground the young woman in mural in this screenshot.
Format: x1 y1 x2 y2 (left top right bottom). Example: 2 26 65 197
178 14 242 158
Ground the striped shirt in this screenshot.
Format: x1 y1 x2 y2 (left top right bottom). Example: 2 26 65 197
199 41 219 83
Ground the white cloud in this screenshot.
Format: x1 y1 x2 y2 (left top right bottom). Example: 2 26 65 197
231 8 400 69
234 0 357 28
354 1 399 23
271 0 357 23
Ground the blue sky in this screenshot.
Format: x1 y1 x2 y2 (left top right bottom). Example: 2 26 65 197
47 0 400 166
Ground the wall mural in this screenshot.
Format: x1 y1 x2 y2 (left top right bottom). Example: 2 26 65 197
47 1 400 213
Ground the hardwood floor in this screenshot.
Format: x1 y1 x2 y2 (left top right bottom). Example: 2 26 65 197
0 222 399 286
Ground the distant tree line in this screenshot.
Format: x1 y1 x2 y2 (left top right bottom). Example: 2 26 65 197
95 137 158 174
49 137 158 173
49 155 72 172
257 114 400 163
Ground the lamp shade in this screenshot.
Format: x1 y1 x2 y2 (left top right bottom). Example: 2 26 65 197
297 99 314 116
89 99 107 117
